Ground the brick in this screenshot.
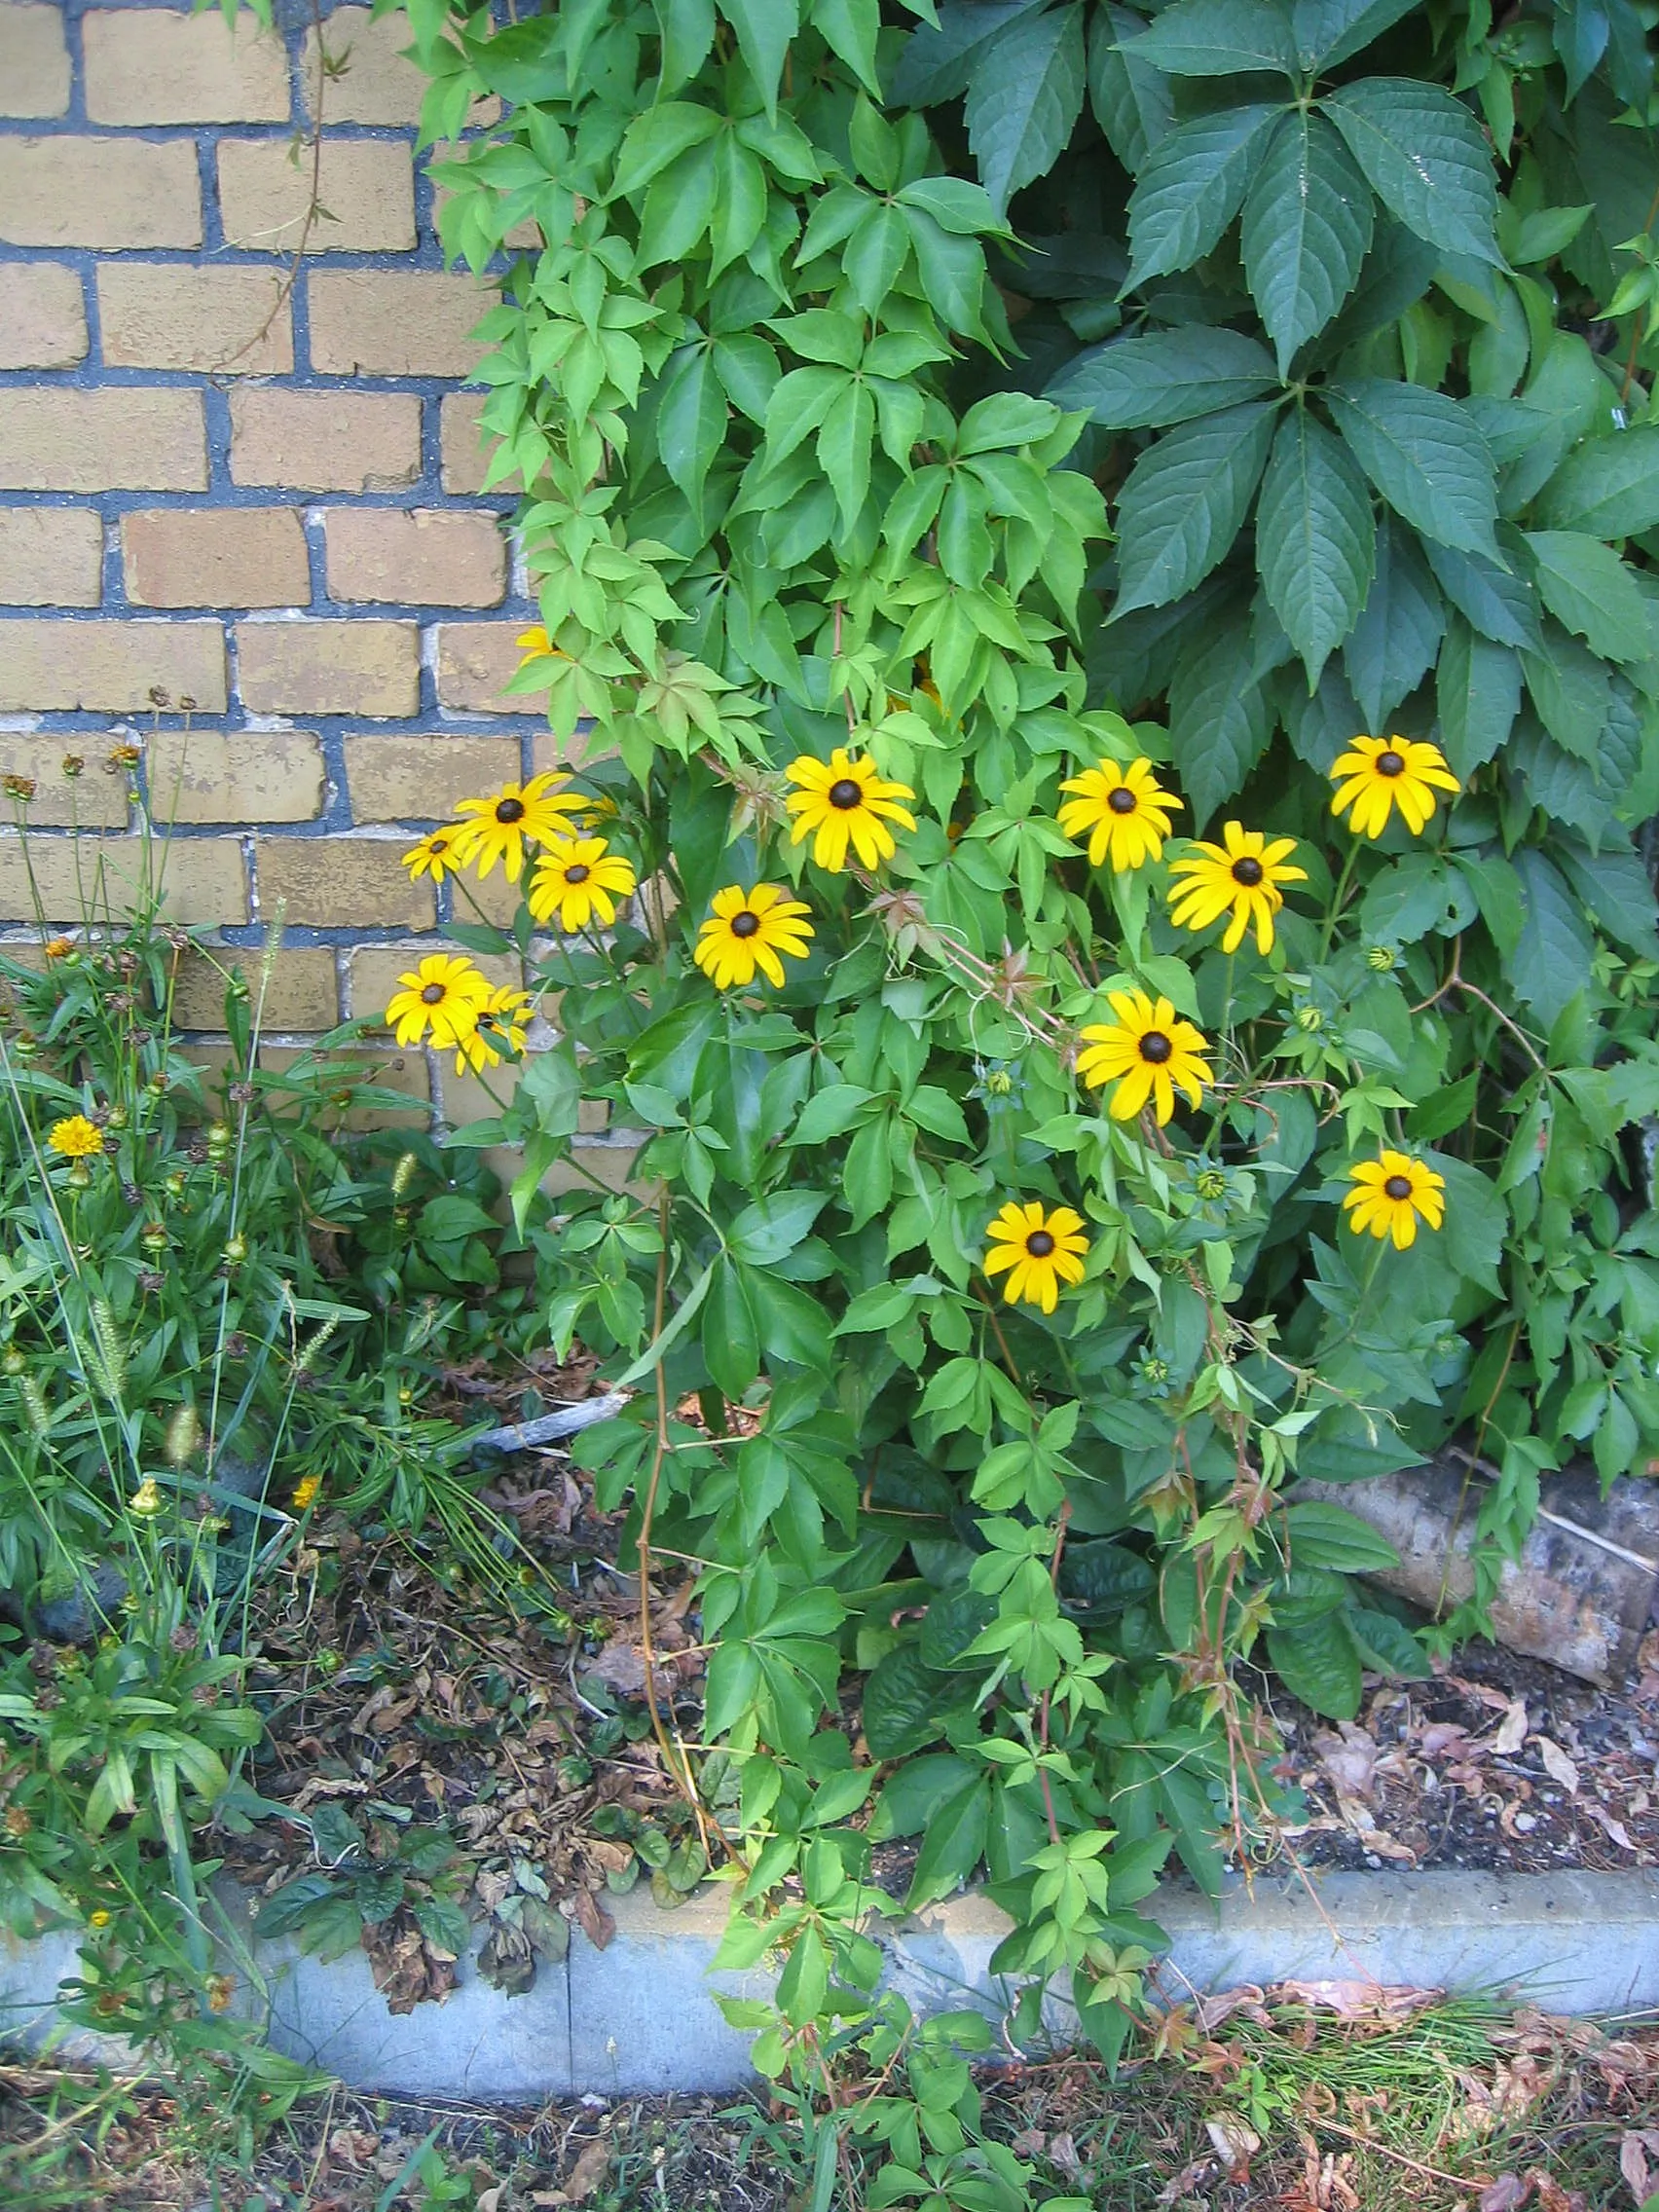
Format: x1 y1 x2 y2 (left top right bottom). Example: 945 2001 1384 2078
438 1055 601 1137
236 619 418 718
172 944 338 1031
324 508 506 608
0 5 69 118
219 136 415 254
0 510 104 608
435 622 526 713
439 391 519 497
350 942 521 1024
303 5 426 125
540 1140 646 1198
228 389 422 494
0 390 207 494
308 271 488 378
0 620 227 712
0 264 87 370
147 728 325 825
0 831 247 926
122 509 311 610
0 136 202 249
181 1040 429 1125
345 732 519 823
255 836 434 929
0 738 127 828
98 265 291 376
83 6 290 124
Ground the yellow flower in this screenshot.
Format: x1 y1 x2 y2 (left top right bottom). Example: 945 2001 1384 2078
48 1115 103 1160
449 986 532 1075
982 1199 1089 1314
516 624 568 661
385 954 491 1049
1330 734 1460 839
527 836 638 932
1342 1151 1446 1249
292 1475 321 1512
1167 823 1307 955
44 936 75 961
129 1478 163 1518
694 884 815 990
1056 756 1182 871
784 748 917 871
1075 990 1213 1125
88 1909 111 1929
452 773 588 882
402 827 467 885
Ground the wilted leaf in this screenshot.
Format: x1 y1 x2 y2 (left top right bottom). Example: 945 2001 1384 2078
1492 1699 1529 1756
1532 1735 1579 1795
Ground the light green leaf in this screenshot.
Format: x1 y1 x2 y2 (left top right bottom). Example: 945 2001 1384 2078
965 2 1088 216
1112 401 1277 613
609 100 720 200
1124 0 1299 77
1241 110 1373 373
721 0 800 118
1256 407 1376 684
1048 325 1279 428
656 343 726 512
1326 377 1498 557
1323 79 1500 266
1124 101 1281 285
817 376 875 532
1525 531 1657 665
809 0 881 92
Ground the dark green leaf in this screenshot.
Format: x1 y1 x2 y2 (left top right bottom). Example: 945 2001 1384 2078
1419 536 1540 649
1435 616 1520 778
414 1898 471 1958
1323 79 1500 266
1523 625 1612 766
1283 1499 1400 1573
1048 327 1279 428
919 1584 998 1669
891 0 1048 107
1241 111 1373 373
1125 103 1280 285
1344 516 1442 727
1266 1611 1363 1719
863 1643 955 1757
1326 377 1498 556
1291 0 1420 71
1535 425 1659 537
1509 847 1594 1027
657 343 726 512
726 1190 829 1265
1113 401 1277 612
1124 0 1299 77
702 1258 760 1399
1526 531 1656 664
1087 3 1174 174
1167 594 1275 821
1256 408 1376 683
1556 842 1659 958
906 1780 990 1905
1348 1603 1432 1678
1059 1540 1157 1617
965 3 1087 217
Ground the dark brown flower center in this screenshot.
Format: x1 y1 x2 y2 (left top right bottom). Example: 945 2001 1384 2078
496 796 526 823
1138 1030 1173 1064
421 982 446 1005
730 909 761 939
1232 856 1265 887
564 864 591 884
1384 1173 1412 1201
1107 786 1138 815
829 778 863 810
1376 750 1405 777
1025 1229 1055 1258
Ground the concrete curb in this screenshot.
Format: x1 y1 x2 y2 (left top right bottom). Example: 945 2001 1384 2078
4 1870 1657 2096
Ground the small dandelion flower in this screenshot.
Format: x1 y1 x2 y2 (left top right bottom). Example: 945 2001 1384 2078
129 1478 164 1518
1341 1150 1446 1249
1330 735 1460 840
89 1909 111 1929
1056 756 1182 871
385 954 491 1049
694 885 815 990
784 749 917 872
982 1199 1090 1314
1075 991 1213 1125
43 937 75 961
527 836 638 932
452 773 588 881
402 827 466 885
60 754 85 779
107 743 142 771
292 1475 321 1512
2 773 37 803
1167 823 1307 955
48 1114 104 1160
449 985 532 1075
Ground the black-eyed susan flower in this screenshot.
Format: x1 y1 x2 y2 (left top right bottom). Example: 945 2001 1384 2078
784 748 917 872
451 986 532 1075
1341 1151 1446 1248
1075 990 1213 1125
402 827 467 885
1330 734 1460 839
48 1115 103 1160
527 836 638 932
452 773 588 881
693 884 815 990
983 1199 1090 1313
1056 756 1181 872
1167 823 1307 955
385 954 491 1049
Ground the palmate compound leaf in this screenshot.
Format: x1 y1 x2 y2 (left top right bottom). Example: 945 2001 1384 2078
1087 2 1175 174
1166 588 1275 822
1255 407 1377 685
1534 423 1659 537
1343 513 1443 728
1122 0 1300 77
1112 400 1278 613
1240 109 1374 373
1324 377 1499 557
1046 324 1279 428
1323 78 1501 266
964 1 1088 217
1124 101 1282 285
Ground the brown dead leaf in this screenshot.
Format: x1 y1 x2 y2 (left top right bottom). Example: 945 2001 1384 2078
1525 2169 1585 2212
1621 2130 1659 2203
560 2136 611 2204
327 2126 380 2168
1479 2176 1529 2212
1313 1724 1379 1799
1419 1720 1472 1760
1533 1736 1579 1795
1274 1978 1442 2024
1204 2113 1260 2177
360 1920 458 2014
1585 1801 1637 1851
574 1887 615 1951
1492 1699 1529 1756
1191 1984 1270 2032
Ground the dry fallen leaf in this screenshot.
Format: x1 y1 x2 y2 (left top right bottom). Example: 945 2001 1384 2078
574 1887 615 1951
1533 1736 1579 1795
1621 2129 1659 2204
1313 1724 1379 1799
561 2135 611 2204
1585 1801 1637 1851
1479 2175 1528 2212
1204 2113 1261 2175
1492 1700 1529 1756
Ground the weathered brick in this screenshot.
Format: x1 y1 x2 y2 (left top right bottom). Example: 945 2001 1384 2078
0 831 247 926
0 136 202 249
0 390 207 494
308 270 487 378
219 136 416 254
303 4 426 126
0 620 227 712
98 265 292 376
324 508 506 608
540 1140 646 1198
0 738 127 828
0 5 70 118
83 6 290 124
435 622 526 713
228 389 422 494
255 836 434 929
439 391 518 498
531 727 608 779
171 944 339 1031
350 942 521 1024
122 509 311 610
0 263 87 370
345 732 519 822
236 619 419 718
147 728 325 826
0 509 104 608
